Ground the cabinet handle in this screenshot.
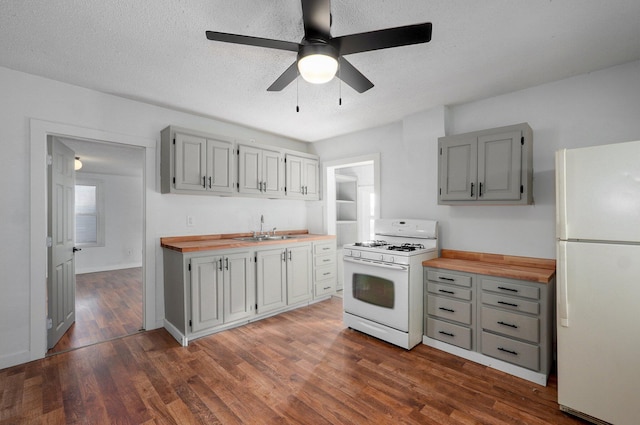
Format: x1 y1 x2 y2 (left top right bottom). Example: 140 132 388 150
439 307 455 313
479 182 483 197
218 259 223 271
438 276 455 282
281 252 286 262
497 321 518 329
470 182 474 197
498 301 519 308
497 286 518 293
225 258 229 270
438 331 455 337
209 176 212 188
203 176 207 188
288 250 292 261
497 347 518 356
438 289 455 294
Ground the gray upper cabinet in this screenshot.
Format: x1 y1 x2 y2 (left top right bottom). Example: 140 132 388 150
438 123 533 205
161 126 235 195
285 154 319 200
238 144 284 197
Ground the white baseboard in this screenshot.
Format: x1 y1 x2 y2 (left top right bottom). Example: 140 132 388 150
76 262 142 275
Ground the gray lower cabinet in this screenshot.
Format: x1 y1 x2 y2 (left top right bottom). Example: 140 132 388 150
256 243 312 314
424 267 554 384
163 249 254 343
313 240 336 298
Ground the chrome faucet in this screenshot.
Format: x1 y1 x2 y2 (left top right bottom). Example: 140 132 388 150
260 214 264 235
271 227 277 236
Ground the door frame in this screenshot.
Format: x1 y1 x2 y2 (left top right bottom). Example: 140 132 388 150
29 119 156 362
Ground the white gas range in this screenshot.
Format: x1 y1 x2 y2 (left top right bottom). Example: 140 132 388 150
342 219 439 349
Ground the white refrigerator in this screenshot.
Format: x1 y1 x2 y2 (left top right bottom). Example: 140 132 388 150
556 139 640 425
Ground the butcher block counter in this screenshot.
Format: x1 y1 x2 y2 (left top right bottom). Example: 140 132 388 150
422 249 555 283
161 230 335 253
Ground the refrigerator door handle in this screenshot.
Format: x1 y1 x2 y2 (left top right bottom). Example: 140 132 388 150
555 149 568 240
557 241 570 327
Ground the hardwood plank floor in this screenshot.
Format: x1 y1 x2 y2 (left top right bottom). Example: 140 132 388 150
2 297 588 424
48 267 143 355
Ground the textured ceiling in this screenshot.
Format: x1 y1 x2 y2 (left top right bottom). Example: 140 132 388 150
2 1 640 142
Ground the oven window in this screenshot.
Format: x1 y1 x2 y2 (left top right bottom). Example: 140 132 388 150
352 273 395 308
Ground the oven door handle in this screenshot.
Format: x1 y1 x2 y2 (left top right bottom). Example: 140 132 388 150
343 256 408 271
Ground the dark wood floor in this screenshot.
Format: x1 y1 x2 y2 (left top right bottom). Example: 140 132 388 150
48 267 143 355
2 297 587 424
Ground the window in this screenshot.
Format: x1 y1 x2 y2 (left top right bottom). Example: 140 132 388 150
75 180 104 246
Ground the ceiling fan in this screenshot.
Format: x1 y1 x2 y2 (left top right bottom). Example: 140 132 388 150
205 0 432 93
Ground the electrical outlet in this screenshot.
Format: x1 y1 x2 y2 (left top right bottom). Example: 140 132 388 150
187 215 194 227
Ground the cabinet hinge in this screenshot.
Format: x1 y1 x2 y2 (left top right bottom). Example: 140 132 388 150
173 138 176 145
520 185 524 194
439 188 441 195
46 317 53 330
47 154 53 166
173 177 175 184
237 182 240 189
439 147 442 155
521 136 524 145
188 263 191 271
255 304 258 310
189 319 192 327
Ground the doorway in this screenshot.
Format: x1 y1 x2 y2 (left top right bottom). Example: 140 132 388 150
46 136 145 355
323 153 381 291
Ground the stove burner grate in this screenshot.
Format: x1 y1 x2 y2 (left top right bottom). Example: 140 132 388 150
354 240 388 248
386 243 426 252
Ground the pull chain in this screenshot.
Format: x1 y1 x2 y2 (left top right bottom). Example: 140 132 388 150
296 75 300 112
338 64 342 106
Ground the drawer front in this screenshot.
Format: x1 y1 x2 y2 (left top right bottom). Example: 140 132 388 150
315 281 335 297
481 278 539 300
315 265 335 282
427 296 472 325
427 282 472 301
427 317 472 350
482 292 539 315
427 270 472 288
314 242 336 255
482 331 539 371
314 253 335 268
481 307 539 343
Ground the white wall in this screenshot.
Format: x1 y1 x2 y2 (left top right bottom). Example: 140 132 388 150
311 60 640 259
75 172 144 274
0 66 310 369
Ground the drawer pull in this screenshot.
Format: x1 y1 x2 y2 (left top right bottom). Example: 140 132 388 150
498 301 519 307
438 277 455 282
323 286 331 290
439 307 455 313
497 286 518 293
323 272 331 276
438 289 455 295
497 321 518 329
497 347 518 356
438 331 455 337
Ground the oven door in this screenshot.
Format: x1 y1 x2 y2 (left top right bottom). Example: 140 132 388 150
343 256 409 332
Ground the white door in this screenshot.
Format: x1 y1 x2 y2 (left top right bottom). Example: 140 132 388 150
190 256 223 332
286 245 312 304
207 138 235 193
557 140 640 243
47 138 77 348
477 130 522 201
262 148 283 195
238 145 262 194
174 133 207 191
256 248 286 314
556 241 640 425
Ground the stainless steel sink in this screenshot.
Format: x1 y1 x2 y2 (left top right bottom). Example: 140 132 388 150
234 235 291 242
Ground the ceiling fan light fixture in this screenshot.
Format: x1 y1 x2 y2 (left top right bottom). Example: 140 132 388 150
297 44 338 84
74 156 83 171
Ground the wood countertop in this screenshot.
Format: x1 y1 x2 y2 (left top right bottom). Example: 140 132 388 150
161 230 335 253
423 249 556 284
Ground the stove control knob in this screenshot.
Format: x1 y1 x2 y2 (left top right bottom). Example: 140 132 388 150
389 256 395 263
379 254 384 261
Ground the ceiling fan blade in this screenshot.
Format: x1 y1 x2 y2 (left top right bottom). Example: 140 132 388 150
301 0 331 40
267 61 299 91
206 31 299 52
338 58 374 93
333 22 432 56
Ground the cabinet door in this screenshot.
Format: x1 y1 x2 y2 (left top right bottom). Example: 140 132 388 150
238 145 262 194
262 148 283 196
223 252 254 323
256 248 287 314
287 244 312 305
207 139 235 193
190 256 223 332
175 133 207 191
477 130 522 201
439 135 478 201
285 155 304 198
303 158 319 199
